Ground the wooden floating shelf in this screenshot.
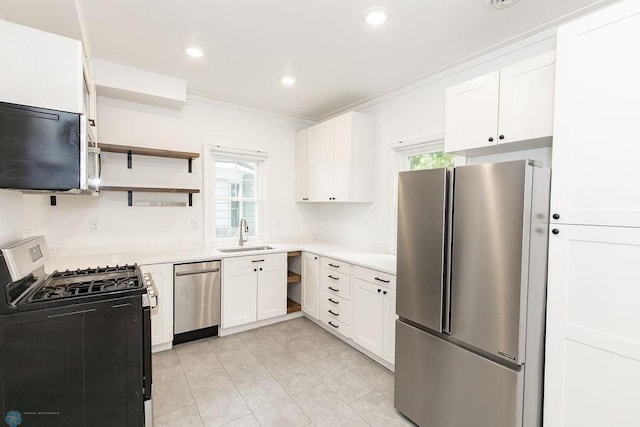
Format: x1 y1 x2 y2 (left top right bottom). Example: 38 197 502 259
99 143 199 160
287 251 302 258
101 186 200 194
287 271 301 284
287 298 301 314
100 186 200 207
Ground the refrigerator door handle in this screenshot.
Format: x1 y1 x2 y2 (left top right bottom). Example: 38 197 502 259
442 168 454 334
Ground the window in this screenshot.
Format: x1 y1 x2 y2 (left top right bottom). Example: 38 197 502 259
204 145 267 246
214 159 259 239
406 151 455 171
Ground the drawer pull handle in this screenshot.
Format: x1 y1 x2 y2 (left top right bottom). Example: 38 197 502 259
251 259 265 263
328 286 339 292
328 275 339 280
328 321 339 329
328 263 339 268
328 310 339 316
374 277 390 283
328 298 339 305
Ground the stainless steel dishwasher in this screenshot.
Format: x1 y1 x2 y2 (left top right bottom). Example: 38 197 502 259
173 260 221 344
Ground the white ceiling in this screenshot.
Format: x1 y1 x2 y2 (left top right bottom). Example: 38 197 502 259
0 0 616 120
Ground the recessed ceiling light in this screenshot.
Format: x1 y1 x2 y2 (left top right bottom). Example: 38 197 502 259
364 7 388 26
281 76 296 87
487 0 520 9
185 45 204 58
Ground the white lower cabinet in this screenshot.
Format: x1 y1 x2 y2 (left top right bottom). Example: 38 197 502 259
545 224 640 426
140 263 174 350
222 252 287 329
301 252 320 319
352 266 397 364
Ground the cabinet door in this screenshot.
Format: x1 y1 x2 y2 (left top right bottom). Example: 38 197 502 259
544 225 640 427
307 120 335 201
550 1 640 228
444 71 500 152
301 252 320 319
382 288 397 365
352 278 384 357
295 129 308 202
222 257 257 328
497 51 555 144
333 112 374 203
140 263 174 349
0 20 83 113
256 253 287 320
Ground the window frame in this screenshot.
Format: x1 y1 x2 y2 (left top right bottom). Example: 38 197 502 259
203 144 268 247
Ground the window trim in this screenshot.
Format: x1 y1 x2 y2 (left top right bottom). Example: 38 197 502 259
203 144 268 247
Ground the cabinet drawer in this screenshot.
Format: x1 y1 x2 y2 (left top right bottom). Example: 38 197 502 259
321 309 351 338
321 294 352 325
322 291 352 313
353 265 396 290
321 257 352 274
321 270 351 300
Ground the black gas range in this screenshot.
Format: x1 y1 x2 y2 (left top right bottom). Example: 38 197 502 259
0 236 156 427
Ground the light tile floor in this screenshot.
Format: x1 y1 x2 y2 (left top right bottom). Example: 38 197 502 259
152 317 415 427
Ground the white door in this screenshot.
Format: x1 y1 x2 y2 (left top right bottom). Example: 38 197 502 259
222 257 257 328
295 129 308 202
497 51 555 144
256 253 287 320
550 0 640 228
332 112 352 202
382 288 397 365
140 263 174 349
545 224 640 427
444 71 500 152
307 120 335 201
352 278 384 357
301 252 320 319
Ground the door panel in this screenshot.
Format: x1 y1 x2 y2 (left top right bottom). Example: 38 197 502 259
394 321 522 427
396 168 447 332
450 161 528 363
352 278 384 356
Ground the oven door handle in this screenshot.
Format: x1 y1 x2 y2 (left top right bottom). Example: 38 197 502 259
48 308 96 318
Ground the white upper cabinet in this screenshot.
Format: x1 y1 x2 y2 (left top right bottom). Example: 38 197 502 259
296 111 374 202
295 129 309 202
550 1 640 228
444 52 556 153
0 19 84 113
445 71 500 152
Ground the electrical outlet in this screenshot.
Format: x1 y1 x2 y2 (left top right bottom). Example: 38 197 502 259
89 219 99 232
190 219 199 230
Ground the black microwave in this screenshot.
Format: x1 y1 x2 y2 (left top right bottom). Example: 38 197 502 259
0 101 100 193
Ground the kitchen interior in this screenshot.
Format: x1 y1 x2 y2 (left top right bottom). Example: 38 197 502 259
0 0 638 426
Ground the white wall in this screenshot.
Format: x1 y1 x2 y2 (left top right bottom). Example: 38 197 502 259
0 192 49 245
47 96 313 254
301 31 557 253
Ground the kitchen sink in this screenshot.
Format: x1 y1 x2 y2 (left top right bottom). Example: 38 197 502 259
218 245 275 253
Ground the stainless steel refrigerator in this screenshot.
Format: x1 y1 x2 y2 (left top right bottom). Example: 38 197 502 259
394 160 550 427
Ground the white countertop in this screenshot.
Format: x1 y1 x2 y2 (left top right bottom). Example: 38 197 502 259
46 241 397 275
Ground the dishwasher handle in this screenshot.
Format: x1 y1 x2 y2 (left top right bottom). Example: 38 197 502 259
175 268 220 277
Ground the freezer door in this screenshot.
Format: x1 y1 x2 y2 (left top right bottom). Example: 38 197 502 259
450 160 530 363
394 321 523 427
396 168 448 332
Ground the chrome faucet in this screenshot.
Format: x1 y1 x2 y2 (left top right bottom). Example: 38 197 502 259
239 217 249 246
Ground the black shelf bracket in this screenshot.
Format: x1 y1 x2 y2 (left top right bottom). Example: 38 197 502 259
127 191 133 207
188 193 193 207
127 150 133 169
188 158 193 173
50 196 57 206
